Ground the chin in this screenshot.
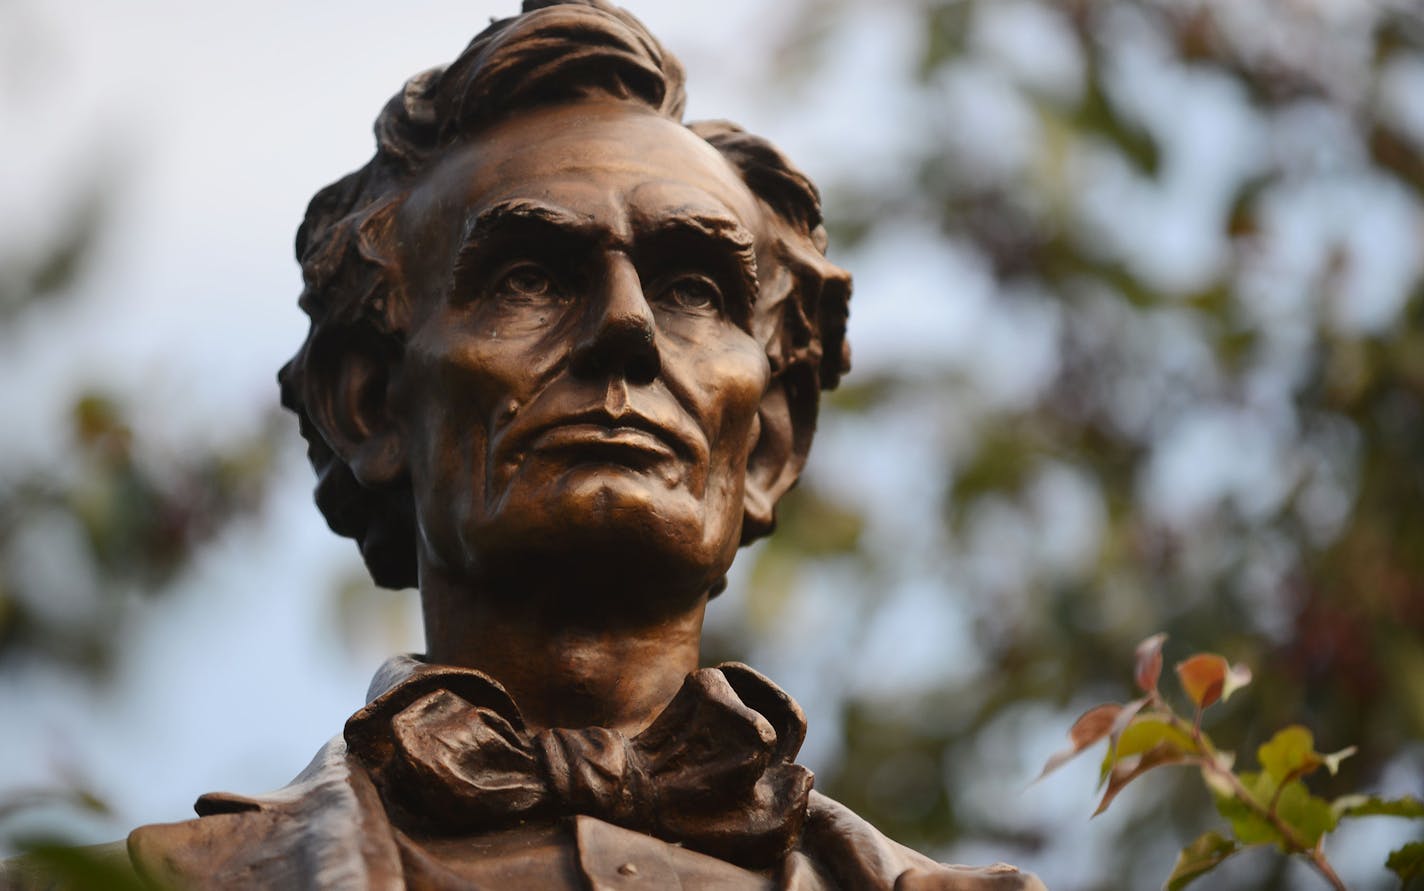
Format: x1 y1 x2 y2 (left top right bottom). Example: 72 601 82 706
464 477 738 603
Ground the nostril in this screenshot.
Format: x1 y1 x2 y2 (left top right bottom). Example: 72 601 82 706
570 314 661 382
625 342 660 385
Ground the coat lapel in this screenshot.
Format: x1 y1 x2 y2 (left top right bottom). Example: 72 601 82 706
127 738 403 890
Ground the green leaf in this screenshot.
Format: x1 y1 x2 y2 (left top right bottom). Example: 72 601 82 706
1215 773 1282 847
1101 718 1198 782
1334 795 1424 820
1272 780 1337 848
1257 725 1317 784
1216 770 1336 851
1256 726 1356 788
1164 831 1241 891
1095 741 1189 816
1387 841 1424 883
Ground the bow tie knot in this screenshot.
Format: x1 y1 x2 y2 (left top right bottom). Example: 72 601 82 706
345 663 813 868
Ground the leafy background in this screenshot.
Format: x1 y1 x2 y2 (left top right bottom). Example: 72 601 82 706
2 1 1422 888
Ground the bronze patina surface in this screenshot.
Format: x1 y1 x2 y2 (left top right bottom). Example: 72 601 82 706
98 1 1043 887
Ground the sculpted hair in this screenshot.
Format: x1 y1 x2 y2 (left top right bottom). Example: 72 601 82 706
279 0 852 589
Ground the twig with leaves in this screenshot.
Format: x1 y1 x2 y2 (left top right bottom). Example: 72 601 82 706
1037 633 1424 890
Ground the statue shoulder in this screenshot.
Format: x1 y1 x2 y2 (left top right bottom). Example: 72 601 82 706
127 738 401 890
800 792 1048 891
106 737 1048 891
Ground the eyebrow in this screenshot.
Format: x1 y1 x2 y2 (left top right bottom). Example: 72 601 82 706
638 210 760 316
449 198 760 314
464 198 600 242
642 209 756 253
453 198 597 263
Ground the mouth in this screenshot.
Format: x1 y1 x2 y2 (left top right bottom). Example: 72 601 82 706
526 410 688 465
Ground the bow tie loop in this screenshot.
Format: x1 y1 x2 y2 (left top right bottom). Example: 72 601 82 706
632 668 778 807
390 689 549 823
346 662 813 868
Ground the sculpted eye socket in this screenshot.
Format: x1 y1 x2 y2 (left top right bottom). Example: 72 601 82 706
658 274 722 313
493 262 560 301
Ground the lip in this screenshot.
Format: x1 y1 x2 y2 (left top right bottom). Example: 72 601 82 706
527 410 688 462
532 423 679 462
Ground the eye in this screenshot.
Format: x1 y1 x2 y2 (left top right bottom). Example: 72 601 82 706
493 262 559 301
658 274 722 312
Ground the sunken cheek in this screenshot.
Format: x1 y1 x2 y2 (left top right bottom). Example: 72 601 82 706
400 329 547 487
660 328 769 458
438 341 555 439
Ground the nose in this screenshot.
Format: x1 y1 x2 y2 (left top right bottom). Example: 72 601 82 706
569 254 660 384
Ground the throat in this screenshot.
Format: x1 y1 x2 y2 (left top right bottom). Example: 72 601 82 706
419 574 708 735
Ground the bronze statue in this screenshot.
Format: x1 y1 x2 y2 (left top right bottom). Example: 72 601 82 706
117 2 1044 887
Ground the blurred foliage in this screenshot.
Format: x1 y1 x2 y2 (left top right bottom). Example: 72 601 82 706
0 153 283 854
0 839 152 891
0 390 281 673
0 784 145 890
0 182 107 322
0 149 282 674
742 1 1424 889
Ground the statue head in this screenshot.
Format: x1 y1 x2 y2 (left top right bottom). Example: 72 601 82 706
278 0 850 604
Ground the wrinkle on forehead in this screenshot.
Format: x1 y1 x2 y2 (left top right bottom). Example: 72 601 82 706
400 101 770 318
461 198 600 243
454 190 754 252
445 102 761 220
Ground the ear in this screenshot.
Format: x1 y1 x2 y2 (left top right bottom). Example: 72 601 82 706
301 327 406 489
742 364 819 543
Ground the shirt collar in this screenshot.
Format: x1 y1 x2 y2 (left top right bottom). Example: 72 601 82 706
359 653 807 758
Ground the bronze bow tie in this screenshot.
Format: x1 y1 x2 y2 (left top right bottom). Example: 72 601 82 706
343 662 814 869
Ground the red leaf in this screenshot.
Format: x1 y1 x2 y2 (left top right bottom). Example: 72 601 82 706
1176 654 1229 709
1037 703 1124 781
1135 633 1167 693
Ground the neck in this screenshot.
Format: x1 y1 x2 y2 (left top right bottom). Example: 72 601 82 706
419 562 708 735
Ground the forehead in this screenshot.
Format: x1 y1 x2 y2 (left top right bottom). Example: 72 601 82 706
400 102 762 245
